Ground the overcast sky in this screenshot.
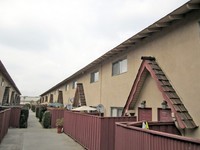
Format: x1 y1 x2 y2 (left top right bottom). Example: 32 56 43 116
0 0 189 96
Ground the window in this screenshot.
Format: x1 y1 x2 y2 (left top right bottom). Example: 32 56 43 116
199 21 200 36
111 107 123 117
50 94 53 103
112 58 127 76
65 84 69 91
45 96 48 102
1 78 4 86
72 80 77 89
90 71 99 83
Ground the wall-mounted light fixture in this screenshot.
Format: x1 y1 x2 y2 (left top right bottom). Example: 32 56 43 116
161 101 168 109
140 100 146 108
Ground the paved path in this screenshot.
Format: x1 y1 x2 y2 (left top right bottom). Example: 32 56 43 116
0 110 84 150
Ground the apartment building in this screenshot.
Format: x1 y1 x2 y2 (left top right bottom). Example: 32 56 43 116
41 0 200 138
0 61 21 105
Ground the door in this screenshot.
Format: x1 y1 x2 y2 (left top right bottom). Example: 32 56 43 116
158 108 173 121
138 107 152 121
57 91 63 104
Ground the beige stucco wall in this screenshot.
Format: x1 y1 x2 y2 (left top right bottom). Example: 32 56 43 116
2 78 10 102
42 10 200 138
0 73 5 104
134 74 164 121
124 11 200 138
0 72 20 104
127 11 200 138
49 90 58 103
97 10 200 118
62 81 78 104
100 54 133 116
78 67 102 107
55 66 102 107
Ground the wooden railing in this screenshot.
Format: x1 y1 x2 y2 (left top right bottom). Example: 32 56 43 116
115 121 200 150
63 110 136 150
0 108 11 143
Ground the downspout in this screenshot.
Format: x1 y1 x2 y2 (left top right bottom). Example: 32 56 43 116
100 63 103 104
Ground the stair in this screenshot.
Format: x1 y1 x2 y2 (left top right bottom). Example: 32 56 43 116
2 87 10 105
73 83 87 107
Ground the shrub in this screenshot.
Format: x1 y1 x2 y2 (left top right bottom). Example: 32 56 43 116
20 107 29 128
39 106 47 122
31 105 36 112
36 106 40 118
42 111 51 128
25 103 31 109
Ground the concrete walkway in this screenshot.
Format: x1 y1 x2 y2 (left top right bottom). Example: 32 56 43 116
0 110 84 150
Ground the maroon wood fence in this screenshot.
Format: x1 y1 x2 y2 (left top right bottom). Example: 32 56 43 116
63 110 136 150
47 107 64 128
0 108 11 143
115 121 200 150
9 107 21 128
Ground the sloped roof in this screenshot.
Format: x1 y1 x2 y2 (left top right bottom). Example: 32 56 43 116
73 83 86 107
41 0 200 96
0 60 21 95
122 56 197 129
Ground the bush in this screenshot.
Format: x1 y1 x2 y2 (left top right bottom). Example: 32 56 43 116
42 111 51 128
36 106 40 118
20 107 29 128
31 105 36 112
39 106 47 122
25 103 31 109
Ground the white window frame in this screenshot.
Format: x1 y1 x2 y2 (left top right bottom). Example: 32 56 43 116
45 96 48 102
112 58 127 76
1 78 4 86
110 107 123 117
199 21 200 36
72 80 77 89
65 84 69 91
90 71 99 83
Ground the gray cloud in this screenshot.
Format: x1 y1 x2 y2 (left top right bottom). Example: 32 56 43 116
0 26 51 51
0 0 188 96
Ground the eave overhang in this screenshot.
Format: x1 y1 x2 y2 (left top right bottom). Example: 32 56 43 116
40 0 200 96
